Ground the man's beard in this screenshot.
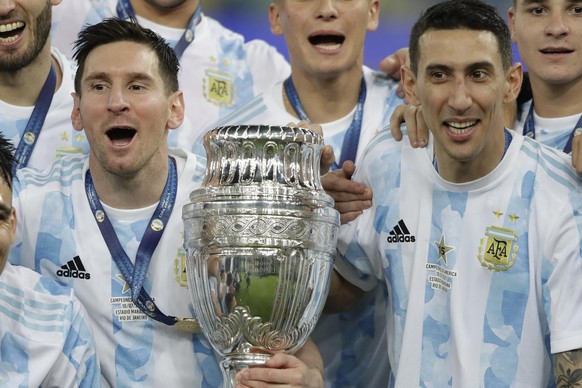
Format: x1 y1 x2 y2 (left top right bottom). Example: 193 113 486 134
0 1 51 72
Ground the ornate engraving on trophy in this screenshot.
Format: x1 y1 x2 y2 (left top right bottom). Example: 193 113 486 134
183 125 338 387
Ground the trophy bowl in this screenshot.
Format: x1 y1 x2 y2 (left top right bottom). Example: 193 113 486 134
183 125 339 387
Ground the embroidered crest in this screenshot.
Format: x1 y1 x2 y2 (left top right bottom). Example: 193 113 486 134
478 226 518 271
203 69 235 107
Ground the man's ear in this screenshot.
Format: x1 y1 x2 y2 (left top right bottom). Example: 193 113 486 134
167 91 185 130
8 207 16 243
367 1 380 32
402 66 421 106
504 62 523 105
71 93 84 132
508 7 518 43
269 3 284 35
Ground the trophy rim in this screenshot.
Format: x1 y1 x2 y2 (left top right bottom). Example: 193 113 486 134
206 124 324 145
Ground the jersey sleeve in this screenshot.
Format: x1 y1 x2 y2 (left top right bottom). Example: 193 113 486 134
543 194 582 354
43 288 101 387
243 39 290 95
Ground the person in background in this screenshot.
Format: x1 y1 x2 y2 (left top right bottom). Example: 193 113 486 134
0 0 88 171
0 133 100 386
10 18 324 387
509 0 582 169
326 0 582 385
216 1 400 386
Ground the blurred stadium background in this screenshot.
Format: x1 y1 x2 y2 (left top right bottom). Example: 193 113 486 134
203 0 520 69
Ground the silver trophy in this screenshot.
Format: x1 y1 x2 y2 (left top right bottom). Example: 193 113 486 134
183 125 339 387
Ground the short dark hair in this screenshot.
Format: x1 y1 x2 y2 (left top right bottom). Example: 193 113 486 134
0 135 15 188
73 18 180 95
409 0 512 74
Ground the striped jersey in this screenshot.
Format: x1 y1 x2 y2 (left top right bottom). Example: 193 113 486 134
212 66 402 167
9 149 223 387
336 130 582 387
0 262 100 387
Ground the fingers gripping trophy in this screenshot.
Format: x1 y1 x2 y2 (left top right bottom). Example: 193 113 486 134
183 125 339 387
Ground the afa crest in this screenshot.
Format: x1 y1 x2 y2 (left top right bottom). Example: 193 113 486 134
203 69 235 107
478 226 518 271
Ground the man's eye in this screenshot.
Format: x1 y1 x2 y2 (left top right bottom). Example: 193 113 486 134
530 7 545 15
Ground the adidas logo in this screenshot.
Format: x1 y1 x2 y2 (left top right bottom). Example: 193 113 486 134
56 256 91 280
386 219 416 243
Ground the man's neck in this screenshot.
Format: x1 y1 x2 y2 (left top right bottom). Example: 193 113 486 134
130 0 199 29
0 43 61 106
434 128 507 183
283 66 364 124
88 154 170 209
529 75 582 118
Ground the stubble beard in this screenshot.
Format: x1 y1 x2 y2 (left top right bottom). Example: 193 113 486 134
0 1 51 72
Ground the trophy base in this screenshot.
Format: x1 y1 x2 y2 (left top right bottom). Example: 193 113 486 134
221 352 272 388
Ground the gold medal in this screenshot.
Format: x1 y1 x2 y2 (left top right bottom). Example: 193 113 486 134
174 317 202 334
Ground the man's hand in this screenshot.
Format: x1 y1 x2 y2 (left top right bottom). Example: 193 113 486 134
286 121 335 174
572 129 582 174
321 160 372 224
320 144 335 175
389 104 429 148
379 47 409 100
235 340 323 388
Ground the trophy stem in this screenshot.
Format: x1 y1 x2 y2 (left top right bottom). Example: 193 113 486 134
221 353 272 388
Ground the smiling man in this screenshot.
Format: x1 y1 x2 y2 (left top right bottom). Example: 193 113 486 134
325 0 582 386
0 0 88 171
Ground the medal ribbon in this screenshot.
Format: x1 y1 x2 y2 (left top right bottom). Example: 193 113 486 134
13 64 56 173
523 103 580 154
85 157 181 327
116 0 202 60
284 76 367 170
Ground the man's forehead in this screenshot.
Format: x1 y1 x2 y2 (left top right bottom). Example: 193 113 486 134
82 43 158 77
85 41 155 63
517 0 582 6
418 29 500 64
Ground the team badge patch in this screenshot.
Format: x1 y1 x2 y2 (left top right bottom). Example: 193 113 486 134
478 226 518 271
203 69 235 107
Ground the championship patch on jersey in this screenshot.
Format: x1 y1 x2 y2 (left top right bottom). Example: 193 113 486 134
478 226 518 271
203 69 235 107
